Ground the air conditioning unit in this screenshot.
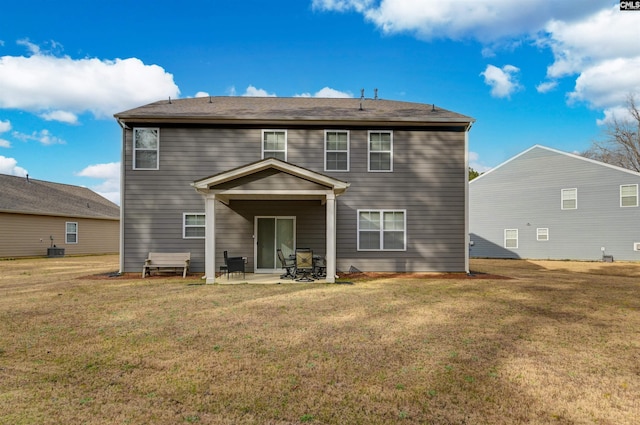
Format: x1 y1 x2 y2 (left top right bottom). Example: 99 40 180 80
634 242 640 251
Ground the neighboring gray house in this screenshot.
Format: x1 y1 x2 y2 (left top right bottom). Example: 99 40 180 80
0 173 120 258
114 96 474 282
470 145 640 261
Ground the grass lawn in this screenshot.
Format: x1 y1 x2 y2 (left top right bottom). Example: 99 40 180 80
0 255 639 424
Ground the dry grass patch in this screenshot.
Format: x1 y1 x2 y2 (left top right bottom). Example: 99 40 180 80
0 256 639 424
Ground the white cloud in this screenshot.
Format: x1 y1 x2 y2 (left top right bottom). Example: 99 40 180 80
0 155 28 176
568 57 640 109
480 64 522 99
39 110 78 124
536 80 558 94
314 0 605 42
195 91 210 98
242 85 277 97
0 139 10 148
13 129 65 146
542 7 638 79
0 44 180 122
539 6 640 122
76 162 121 205
0 120 11 133
295 87 353 98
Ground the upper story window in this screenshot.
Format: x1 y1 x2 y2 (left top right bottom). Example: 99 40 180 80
368 131 393 172
183 213 205 239
325 130 349 171
561 188 577 210
620 184 638 207
504 229 518 248
262 130 287 161
66 222 78 244
133 128 159 170
358 209 406 251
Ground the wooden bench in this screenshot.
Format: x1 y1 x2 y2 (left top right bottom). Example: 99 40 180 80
142 252 190 278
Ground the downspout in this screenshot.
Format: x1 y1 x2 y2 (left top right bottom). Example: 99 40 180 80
117 119 127 274
464 122 474 274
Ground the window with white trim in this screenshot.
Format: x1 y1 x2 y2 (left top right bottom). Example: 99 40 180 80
537 228 549 241
183 213 205 239
66 222 78 244
620 184 638 207
262 130 287 161
368 131 393 172
133 128 159 170
325 130 349 171
504 229 518 248
358 210 406 250
561 188 577 210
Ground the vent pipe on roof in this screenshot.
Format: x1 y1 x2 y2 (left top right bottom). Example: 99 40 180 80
26 173 29 183
359 88 364 111
432 104 436 112
168 96 172 104
374 88 378 100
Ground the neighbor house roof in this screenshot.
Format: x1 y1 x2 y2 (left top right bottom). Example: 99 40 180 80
114 96 474 127
471 145 640 184
0 174 120 219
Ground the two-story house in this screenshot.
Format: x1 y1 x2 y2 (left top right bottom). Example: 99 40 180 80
114 96 474 282
470 145 640 261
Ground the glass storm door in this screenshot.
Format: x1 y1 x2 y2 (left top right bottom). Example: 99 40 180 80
255 217 295 272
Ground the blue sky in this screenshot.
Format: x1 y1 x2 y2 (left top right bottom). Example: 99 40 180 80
1 1 638 204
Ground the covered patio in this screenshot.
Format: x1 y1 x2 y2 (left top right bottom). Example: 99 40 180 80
192 158 349 284
214 272 328 284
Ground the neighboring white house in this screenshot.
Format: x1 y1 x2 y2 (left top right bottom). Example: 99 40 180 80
470 145 640 261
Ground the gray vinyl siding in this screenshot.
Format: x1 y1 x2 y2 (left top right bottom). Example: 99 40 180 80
122 126 467 273
470 146 640 261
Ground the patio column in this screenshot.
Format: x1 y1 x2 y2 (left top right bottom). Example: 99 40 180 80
205 195 216 284
325 192 336 283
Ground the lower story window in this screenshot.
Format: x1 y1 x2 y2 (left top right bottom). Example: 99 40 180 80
504 229 518 248
537 228 549 241
184 213 205 238
66 222 78 244
358 210 406 251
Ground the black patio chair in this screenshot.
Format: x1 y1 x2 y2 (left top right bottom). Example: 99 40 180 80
313 256 326 278
295 248 314 282
277 249 296 279
223 250 245 279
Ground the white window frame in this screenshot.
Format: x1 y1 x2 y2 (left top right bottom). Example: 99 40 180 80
504 229 518 249
357 209 406 251
536 228 549 241
324 130 350 172
620 184 638 207
368 130 393 172
133 127 159 170
561 188 577 210
183 213 206 239
66 222 78 244
262 130 287 161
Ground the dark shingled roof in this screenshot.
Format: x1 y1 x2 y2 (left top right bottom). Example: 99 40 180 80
0 173 120 220
115 96 474 126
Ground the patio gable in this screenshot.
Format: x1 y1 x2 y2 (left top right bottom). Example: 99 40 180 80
191 158 349 204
